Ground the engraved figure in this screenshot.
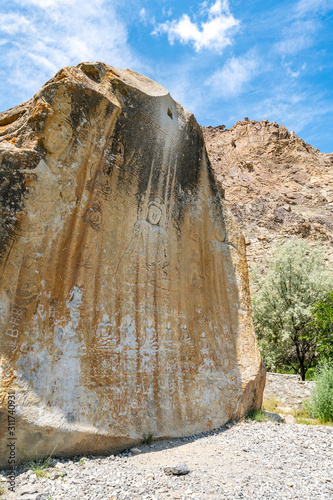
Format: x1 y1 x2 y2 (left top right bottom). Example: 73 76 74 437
86 169 112 200
95 313 114 350
82 199 102 231
112 140 124 168
79 247 93 269
140 318 157 373
117 199 169 282
160 321 176 355
120 315 137 350
204 215 238 282
85 139 125 200
205 214 240 264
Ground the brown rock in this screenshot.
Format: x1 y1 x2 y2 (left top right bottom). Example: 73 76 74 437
0 62 265 466
202 121 333 267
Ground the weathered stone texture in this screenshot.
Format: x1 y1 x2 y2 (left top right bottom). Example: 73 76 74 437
264 373 315 408
0 63 265 466
203 120 333 267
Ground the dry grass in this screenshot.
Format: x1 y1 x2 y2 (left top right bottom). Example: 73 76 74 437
261 396 332 425
262 397 280 413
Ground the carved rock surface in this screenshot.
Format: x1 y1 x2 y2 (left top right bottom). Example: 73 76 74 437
0 63 265 466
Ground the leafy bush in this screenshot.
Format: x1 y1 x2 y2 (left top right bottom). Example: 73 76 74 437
308 363 333 422
251 239 333 380
311 289 333 361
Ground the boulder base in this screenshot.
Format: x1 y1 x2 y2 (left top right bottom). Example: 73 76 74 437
0 62 265 466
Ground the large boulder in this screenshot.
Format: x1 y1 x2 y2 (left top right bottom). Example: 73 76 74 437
0 62 265 466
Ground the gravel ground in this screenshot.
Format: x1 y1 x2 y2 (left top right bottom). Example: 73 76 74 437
1 420 332 500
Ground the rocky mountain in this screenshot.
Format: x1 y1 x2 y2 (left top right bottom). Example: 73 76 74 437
203 119 333 267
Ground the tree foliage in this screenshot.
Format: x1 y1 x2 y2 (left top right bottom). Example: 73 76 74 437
308 362 333 422
311 289 333 361
251 239 333 380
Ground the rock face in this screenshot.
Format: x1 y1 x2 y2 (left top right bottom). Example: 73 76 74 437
0 63 265 466
203 120 333 267
263 373 315 409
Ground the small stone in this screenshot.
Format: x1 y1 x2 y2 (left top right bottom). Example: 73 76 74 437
54 462 65 469
18 484 39 495
164 462 191 476
49 470 67 480
262 411 284 423
130 448 142 455
285 415 296 424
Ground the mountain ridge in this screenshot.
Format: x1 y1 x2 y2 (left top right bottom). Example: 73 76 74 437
202 118 333 266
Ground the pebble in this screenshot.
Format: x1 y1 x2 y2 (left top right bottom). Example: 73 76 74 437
284 415 297 424
0 421 332 499
164 462 191 476
130 448 142 455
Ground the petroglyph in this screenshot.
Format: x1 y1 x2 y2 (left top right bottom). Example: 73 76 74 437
0 62 265 466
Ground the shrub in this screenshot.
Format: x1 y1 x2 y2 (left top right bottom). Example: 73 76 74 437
308 363 333 422
246 409 268 422
251 239 333 380
311 289 333 361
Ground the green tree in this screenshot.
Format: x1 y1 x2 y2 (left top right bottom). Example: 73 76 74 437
311 289 333 361
251 239 333 380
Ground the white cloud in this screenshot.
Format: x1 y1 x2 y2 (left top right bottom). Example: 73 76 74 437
257 90 333 135
295 0 333 17
162 7 173 18
282 60 307 78
0 0 137 105
0 13 32 34
15 0 79 8
206 52 259 96
275 20 317 55
275 0 333 56
152 0 240 53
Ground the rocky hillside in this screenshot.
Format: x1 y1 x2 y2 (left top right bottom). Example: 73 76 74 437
202 119 333 267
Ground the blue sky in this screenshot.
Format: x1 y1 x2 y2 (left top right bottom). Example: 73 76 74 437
0 0 332 152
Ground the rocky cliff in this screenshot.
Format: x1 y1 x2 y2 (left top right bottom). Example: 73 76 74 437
203 119 333 267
